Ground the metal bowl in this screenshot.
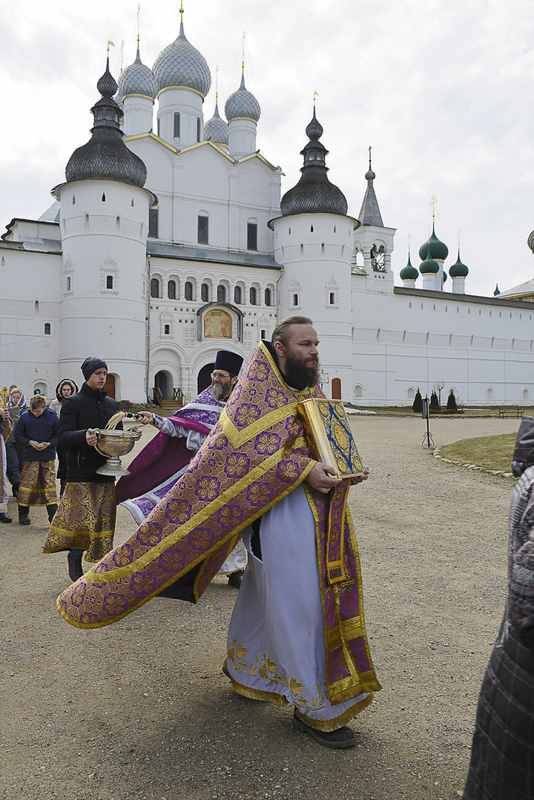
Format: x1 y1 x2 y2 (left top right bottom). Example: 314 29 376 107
94 428 138 476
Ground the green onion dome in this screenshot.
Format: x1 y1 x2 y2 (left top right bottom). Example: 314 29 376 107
449 250 469 278
419 224 449 261
399 254 418 281
419 251 439 275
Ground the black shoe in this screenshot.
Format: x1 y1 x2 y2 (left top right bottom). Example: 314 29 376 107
292 710 355 749
0 512 12 523
18 506 30 526
67 549 84 582
228 570 244 589
47 504 58 523
12 485 19 498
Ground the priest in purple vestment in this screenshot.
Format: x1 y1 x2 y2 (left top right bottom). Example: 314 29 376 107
117 350 246 587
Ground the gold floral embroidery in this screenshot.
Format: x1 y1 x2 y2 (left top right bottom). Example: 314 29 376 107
227 639 327 711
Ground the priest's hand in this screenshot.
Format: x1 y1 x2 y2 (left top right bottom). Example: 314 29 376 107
135 412 154 425
306 462 342 494
349 464 370 486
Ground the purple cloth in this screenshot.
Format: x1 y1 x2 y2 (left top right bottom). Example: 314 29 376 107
116 387 221 503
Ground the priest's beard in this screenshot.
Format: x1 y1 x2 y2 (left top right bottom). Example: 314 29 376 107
283 350 320 390
211 382 231 400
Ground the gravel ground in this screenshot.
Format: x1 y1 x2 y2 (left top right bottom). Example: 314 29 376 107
0 415 523 800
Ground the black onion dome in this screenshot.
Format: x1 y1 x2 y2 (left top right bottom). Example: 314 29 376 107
66 59 147 188
280 109 347 217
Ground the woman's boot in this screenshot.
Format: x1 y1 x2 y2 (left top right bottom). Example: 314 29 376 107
67 549 84 582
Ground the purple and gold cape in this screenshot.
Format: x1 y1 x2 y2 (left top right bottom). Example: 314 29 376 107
57 342 380 704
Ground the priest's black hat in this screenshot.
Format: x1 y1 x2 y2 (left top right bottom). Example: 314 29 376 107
214 350 244 376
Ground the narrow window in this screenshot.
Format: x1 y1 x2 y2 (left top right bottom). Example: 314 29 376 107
198 215 209 244
250 287 257 306
102 193 106 202
217 285 226 302
247 222 258 251
234 286 242 304
174 112 181 138
66 276 71 291
329 292 335 305
185 281 193 301
148 208 159 239
293 293 299 306
164 324 170 335
196 117 201 142
201 283 209 302
265 288 272 307
72 195 75 205
168 280 176 300
150 278 160 299
44 323 51 335
157 117 160 138
106 275 113 289
261 329 266 339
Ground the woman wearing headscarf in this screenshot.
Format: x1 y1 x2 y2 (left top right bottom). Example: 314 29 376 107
49 379 78 497
6 387 29 498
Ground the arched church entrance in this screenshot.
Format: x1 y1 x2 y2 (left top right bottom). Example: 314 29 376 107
154 370 171 400
197 363 214 393
332 378 341 400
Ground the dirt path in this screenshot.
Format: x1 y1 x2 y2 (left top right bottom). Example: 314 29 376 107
0 415 522 800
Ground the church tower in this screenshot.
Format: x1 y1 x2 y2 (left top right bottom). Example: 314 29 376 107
269 109 358 400
225 65 261 159
117 36 157 137
353 153 395 292
53 57 156 401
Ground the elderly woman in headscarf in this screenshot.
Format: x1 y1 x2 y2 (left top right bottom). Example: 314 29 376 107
462 416 534 800
5 387 29 498
49 379 78 497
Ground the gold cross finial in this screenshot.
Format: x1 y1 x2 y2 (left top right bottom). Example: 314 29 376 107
107 40 115 55
458 228 461 248
313 90 319 107
242 31 246 75
215 65 219 103
0 387 9 410
180 3 184 23
368 145 372 170
430 195 437 221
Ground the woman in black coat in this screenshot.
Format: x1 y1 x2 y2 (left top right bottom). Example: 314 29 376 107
462 417 534 800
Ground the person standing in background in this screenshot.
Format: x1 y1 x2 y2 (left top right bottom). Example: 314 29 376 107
15 395 59 526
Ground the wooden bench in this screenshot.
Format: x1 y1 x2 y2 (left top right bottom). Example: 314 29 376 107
498 407 523 418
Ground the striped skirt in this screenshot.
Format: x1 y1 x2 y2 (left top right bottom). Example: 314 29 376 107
44 482 116 562
18 460 57 506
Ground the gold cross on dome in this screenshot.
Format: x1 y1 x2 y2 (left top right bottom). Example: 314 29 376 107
430 195 437 220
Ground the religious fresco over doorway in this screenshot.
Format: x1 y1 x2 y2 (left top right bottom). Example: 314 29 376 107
204 309 232 339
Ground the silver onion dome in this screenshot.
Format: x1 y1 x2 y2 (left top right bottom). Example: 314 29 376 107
119 44 157 100
204 102 228 145
225 74 261 122
153 21 211 97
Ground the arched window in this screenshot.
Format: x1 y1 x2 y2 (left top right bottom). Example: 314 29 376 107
44 323 51 335
150 278 160 299
66 276 71 291
197 117 201 142
234 286 242 305
265 288 272 307
148 208 159 238
185 281 193 301
174 112 180 138
217 285 226 302
106 275 114 290
250 287 257 306
168 280 176 300
201 283 209 302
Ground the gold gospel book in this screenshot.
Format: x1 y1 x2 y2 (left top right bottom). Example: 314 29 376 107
297 398 364 479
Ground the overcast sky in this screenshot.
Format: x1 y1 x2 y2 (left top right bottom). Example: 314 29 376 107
1 0 534 296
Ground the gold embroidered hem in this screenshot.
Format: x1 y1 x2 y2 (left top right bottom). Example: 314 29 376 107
44 482 116 562
18 460 57 506
294 694 374 733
